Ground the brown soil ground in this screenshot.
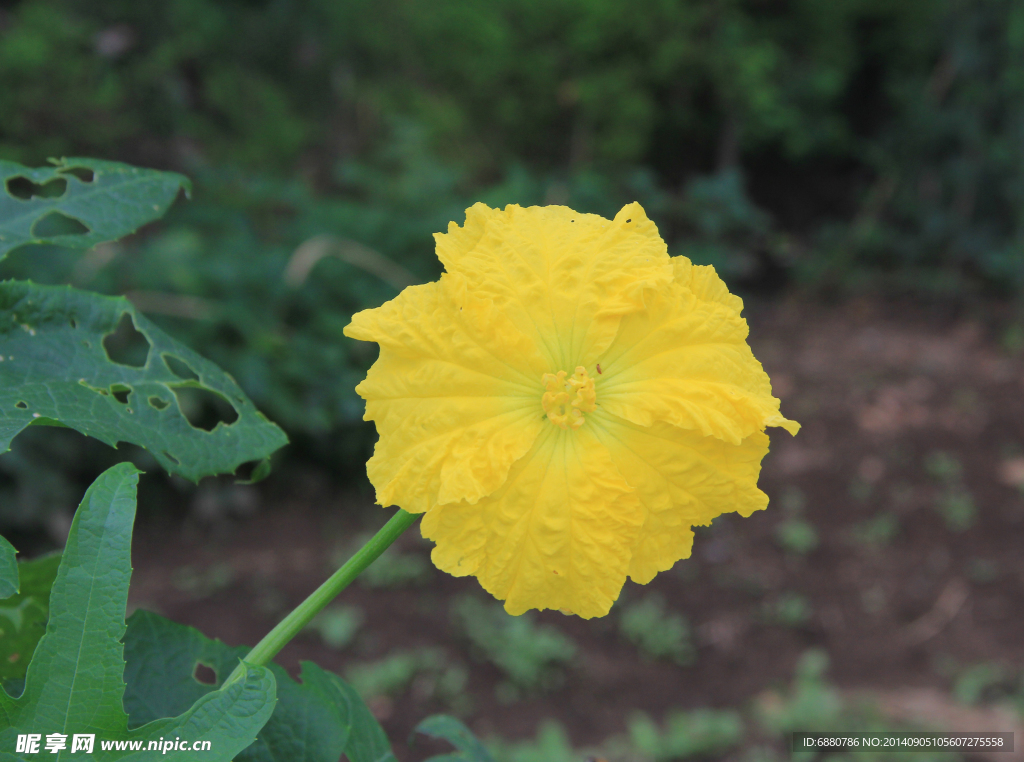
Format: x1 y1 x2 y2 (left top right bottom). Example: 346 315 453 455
127 296 1024 760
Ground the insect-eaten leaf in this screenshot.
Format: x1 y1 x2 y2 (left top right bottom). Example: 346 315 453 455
0 280 288 482
0 157 190 261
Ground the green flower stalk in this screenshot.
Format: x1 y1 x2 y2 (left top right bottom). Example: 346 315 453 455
225 509 419 685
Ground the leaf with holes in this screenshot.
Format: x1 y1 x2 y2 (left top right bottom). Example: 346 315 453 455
0 158 189 261
0 551 60 682
0 464 277 760
0 280 288 482
123 610 398 762
413 716 496 762
0 535 15 599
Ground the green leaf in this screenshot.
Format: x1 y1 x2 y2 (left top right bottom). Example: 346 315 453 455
0 280 288 482
329 675 398 762
414 716 496 762
0 158 190 262
0 536 16 599
0 464 276 760
123 610 397 762
0 552 60 682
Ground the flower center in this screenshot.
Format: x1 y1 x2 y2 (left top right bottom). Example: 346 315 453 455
541 366 597 430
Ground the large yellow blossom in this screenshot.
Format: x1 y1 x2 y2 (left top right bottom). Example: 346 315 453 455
344 202 799 618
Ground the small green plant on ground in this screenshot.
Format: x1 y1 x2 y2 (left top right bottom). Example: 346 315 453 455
628 708 745 761
618 593 695 666
306 604 364 650
849 476 874 503
851 512 900 549
764 591 813 628
469 650 980 762
774 486 818 556
757 650 960 761
488 720 577 762
924 451 977 532
331 535 433 589
452 596 577 699
937 490 977 533
359 546 433 589
346 647 440 697
345 648 472 716
774 519 819 556
952 662 1012 706
924 451 964 482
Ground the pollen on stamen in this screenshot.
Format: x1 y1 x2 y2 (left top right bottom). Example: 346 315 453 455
541 366 597 429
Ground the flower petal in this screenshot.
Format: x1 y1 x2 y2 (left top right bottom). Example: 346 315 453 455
346 273 548 384
598 264 798 444
671 257 745 315
345 274 549 511
421 425 644 618
434 203 674 370
590 413 770 584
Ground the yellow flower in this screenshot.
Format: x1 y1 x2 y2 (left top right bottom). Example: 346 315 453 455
344 202 799 618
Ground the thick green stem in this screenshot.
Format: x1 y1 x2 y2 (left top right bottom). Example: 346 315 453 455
225 508 419 685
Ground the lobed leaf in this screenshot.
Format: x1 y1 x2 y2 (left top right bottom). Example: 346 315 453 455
0 158 189 262
0 280 288 482
0 464 276 760
123 610 397 762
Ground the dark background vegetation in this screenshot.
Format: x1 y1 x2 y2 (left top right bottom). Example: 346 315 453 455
3 1 1024 759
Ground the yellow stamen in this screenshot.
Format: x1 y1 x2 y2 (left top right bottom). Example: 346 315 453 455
541 366 597 429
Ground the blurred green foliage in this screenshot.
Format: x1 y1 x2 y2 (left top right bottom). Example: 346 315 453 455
306 604 363 650
952 662 1010 705
774 518 819 556
344 646 471 713
851 512 900 549
924 451 977 532
451 596 576 698
329 528 434 589
937 489 977 532
330 533 433 589
345 647 445 699
628 708 744 761
480 650 975 760
924 451 964 483
488 720 577 762
756 650 958 761
618 593 695 665
5 0 1024 290
2 0 1024 495
359 547 432 589
765 591 813 628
